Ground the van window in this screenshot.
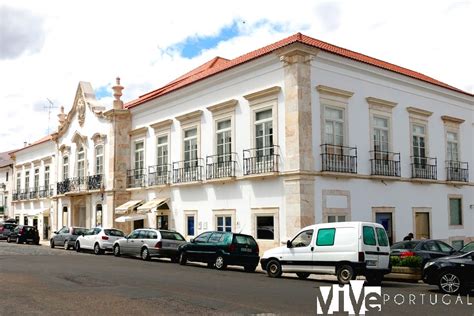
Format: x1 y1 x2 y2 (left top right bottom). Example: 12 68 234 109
291 230 313 247
316 228 335 246
363 226 377 246
376 227 389 246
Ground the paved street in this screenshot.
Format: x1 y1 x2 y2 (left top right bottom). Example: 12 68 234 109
0 242 472 315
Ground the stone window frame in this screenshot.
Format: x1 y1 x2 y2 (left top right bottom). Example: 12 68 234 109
322 189 351 223
407 107 432 158
251 207 280 243
213 209 236 232
175 110 203 163
317 85 354 147
62 155 69 181
244 87 280 150
207 99 237 157
129 127 148 172
184 210 198 238
371 206 396 243
151 119 173 168
94 144 104 176
412 207 432 239
441 116 464 163
448 194 463 229
367 97 397 153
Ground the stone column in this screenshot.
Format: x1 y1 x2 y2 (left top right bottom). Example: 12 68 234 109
278 43 317 238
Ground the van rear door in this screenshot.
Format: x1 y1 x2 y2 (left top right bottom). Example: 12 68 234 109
361 225 381 270
374 226 390 270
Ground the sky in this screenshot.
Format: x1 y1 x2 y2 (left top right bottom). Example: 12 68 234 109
0 0 473 152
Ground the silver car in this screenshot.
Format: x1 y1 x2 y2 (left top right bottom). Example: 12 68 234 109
113 229 186 261
50 226 87 250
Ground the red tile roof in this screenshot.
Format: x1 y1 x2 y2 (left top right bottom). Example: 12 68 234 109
9 134 54 155
125 32 472 109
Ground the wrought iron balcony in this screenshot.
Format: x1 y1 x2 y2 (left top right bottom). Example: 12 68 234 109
127 169 147 188
148 165 171 186
446 161 469 182
38 185 54 198
29 188 38 199
321 144 357 173
173 159 204 183
56 175 104 193
370 151 401 177
57 179 70 195
206 153 237 180
19 190 28 200
243 145 279 176
411 156 437 180
88 174 103 190
12 191 19 201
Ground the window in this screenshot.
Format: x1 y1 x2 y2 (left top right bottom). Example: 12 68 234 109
316 228 335 246
128 230 140 239
6 172 8 182
24 216 28 225
95 145 104 175
412 124 426 164
147 231 158 239
209 232 225 243
216 215 232 232
436 241 453 252
95 204 102 227
373 116 389 152
16 173 20 191
256 215 274 240
324 107 344 145
363 226 377 246
156 135 168 168
195 232 212 243
186 215 195 236
422 241 439 252
446 132 459 161
183 128 198 168
291 230 313 247
216 119 232 161
255 109 273 157
44 166 50 188
376 227 389 247
451 240 464 251
63 156 69 180
134 140 145 170
328 215 346 223
34 169 39 191
25 171 30 192
77 147 85 178
449 198 462 226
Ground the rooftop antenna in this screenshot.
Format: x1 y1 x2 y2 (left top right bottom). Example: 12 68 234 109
44 98 58 134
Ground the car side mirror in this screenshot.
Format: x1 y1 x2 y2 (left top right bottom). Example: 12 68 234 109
190 238 195 243
287 240 292 248
53 231 58 234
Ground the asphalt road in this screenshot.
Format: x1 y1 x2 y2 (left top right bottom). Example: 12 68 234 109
0 242 472 315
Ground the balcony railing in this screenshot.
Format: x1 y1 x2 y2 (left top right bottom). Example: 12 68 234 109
57 179 70 195
38 185 54 198
19 190 28 200
446 161 469 182
57 175 104 194
29 188 38 199
321 144 357 173
173 159 204 183
88 174 103 190
411 156 437 180
148 165 171 186
127 168 147 188
243 145 279 175
370 151 401 177
12 191 18 201
206 153 237 180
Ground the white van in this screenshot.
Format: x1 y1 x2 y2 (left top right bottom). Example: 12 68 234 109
260 221 391 285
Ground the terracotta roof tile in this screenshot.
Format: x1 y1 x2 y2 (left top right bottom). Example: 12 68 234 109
125 32 472 109
9 134 54 155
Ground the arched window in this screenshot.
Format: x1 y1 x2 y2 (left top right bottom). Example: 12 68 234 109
77 147 85 178
95 145 104 175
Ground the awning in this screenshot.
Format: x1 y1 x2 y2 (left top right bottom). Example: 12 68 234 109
115 200 143 214
30 209 49 216
136 198 169 214
115 214 147 223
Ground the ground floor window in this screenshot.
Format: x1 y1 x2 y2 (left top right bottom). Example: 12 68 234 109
216 215 232 232
23 216 28 225
185 213 196 237
62 207 68 227
15 216 19 223
256 216 274 240
327 215 346 223
134 219 144 230
157 215 169 230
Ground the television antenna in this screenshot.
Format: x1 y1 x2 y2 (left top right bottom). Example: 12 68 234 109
44 98 58 134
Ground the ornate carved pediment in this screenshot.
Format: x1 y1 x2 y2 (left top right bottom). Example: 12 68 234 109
59 144 70 155
91 133 107 145
71 131 87 145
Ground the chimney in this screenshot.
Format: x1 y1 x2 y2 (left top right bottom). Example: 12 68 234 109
57 106 66 129
112 77 124 110
23 141 27 147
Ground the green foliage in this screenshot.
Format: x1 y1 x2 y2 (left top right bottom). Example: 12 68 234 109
390 255 422 268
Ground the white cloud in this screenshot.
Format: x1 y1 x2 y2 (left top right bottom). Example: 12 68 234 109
0 0 473 152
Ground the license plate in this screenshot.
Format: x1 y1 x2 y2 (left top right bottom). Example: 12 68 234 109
241 248 252 252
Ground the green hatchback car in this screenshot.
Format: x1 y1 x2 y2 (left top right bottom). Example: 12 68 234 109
177 231 260 272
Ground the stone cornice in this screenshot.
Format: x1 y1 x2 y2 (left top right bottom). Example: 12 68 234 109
243 86 281 103
175 110 203 124
150 119 173 131
406 106 433 117
128 126 148 137
316 85 354 99
103 109 130 118
71 131 88 145
206 99 238 114
441 115 465 124
276 42 319 65
366 97 397 110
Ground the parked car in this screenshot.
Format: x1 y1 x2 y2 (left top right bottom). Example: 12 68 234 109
113 229 186 261
455 241 474 255
260 222 391 285
423 251 474 294
178 231 260 272
390 240 455 266
50 226 88 250
75 227 125 255
7 225 40 245
0 222 18 240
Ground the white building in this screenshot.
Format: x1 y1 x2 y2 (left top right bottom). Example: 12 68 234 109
8 33 474 250
0 151 13 220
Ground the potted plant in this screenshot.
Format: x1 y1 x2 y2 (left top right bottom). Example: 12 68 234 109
385 255 423 282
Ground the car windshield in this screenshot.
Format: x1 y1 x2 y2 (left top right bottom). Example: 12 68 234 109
160 231 185 241
460 242 474 253
104 229 125 237
391 241 420 250
73 228 87 235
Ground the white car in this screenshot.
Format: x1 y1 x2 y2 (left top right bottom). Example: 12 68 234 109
75 227 125 255
260 221 391 285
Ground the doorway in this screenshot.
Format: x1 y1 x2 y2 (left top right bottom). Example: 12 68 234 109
415 212 430 239
43 216 50 240
157 215 169 230
62 207 68 227
375 212 393 244
134 219 144 230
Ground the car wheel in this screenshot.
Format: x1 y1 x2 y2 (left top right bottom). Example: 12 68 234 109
244 265 257 273
75 242 81 252
179 252 187 265
336 265 355 284
50 239 55 248
141 247 150 261
366 272 383 286
7 236 11 243
94 243 103 255
266 259 282 278
113 245 121 257
438 271 462 294
16 237 21 244
214 255 227 270
64 240 70 250
296 272 310 279
170 256 179 263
